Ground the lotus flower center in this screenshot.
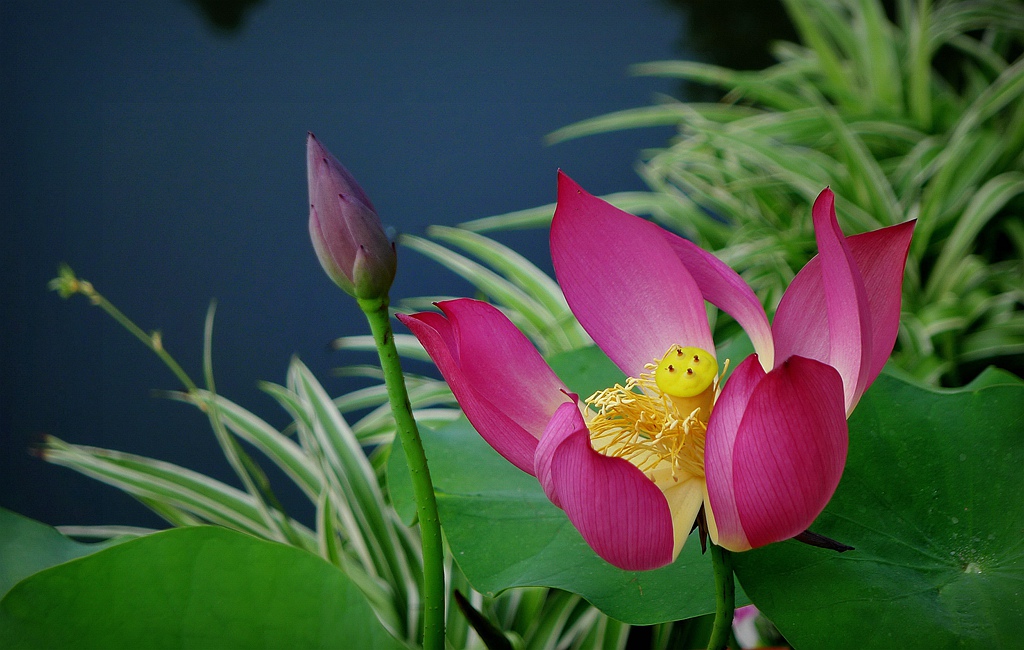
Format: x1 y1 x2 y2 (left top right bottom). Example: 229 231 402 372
584 346 720 480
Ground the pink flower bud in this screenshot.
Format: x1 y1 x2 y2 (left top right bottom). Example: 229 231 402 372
307 132 396 299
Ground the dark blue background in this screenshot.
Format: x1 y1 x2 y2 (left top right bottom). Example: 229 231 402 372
2 1 784 531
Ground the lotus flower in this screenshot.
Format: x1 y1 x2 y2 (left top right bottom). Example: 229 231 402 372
307 132 396 299
399 172 914 571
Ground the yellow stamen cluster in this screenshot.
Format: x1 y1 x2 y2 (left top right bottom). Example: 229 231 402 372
584 347 723 481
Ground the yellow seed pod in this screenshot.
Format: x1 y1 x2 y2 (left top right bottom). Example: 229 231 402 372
654 345 718 398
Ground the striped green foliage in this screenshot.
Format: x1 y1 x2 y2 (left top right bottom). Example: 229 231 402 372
398 227 592 356
470 0 1023 385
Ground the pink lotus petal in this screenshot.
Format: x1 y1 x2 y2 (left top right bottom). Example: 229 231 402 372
808 189 872 409
730 356 848 549
734 604 759 624
407 310 460 362
774 213 915 410
397 300 568 475
705 354 767 551
662 231 775 369
551 172 714 377
773 189 873 412
534 400 584 508
843 221 915 383
437 300 569 435
540 402 676 571
769 274 829 368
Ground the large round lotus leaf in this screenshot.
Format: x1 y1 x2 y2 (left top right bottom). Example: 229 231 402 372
0 525 406 649
0 507 125 600
733 369 1024 649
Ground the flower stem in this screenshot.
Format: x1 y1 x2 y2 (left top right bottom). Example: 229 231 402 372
708 543 735 650
52 269 196 393
358 296 445 650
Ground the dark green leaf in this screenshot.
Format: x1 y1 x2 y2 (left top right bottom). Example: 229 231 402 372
0 525 406 649
0 507 125 600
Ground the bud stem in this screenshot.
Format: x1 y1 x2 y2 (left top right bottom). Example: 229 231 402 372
708 543 736 650
358 296 445 650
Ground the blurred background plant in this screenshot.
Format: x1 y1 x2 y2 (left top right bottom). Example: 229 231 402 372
426 0 1024 387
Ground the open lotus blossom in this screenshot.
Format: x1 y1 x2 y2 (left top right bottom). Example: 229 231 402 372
398 172 914 571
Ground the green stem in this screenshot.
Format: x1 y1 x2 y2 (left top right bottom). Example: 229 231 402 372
86 286 198 393
708 543 735 650
359 296 445 650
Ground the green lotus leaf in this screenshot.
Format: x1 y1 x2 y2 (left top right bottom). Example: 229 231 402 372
0 524 406 649
0 507 126 600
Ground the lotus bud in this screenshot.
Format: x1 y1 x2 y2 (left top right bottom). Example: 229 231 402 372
306 132 396 299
